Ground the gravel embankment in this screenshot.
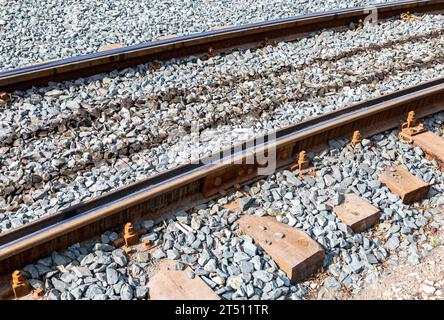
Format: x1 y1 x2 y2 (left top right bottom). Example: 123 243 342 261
24 111 444 300
1 13 444 233
0 0 390 71
352 242 444 300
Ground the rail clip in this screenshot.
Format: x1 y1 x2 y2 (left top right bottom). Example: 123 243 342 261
399 111 427 142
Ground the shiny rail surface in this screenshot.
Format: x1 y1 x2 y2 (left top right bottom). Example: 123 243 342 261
1 77 444 274
0 0 443 92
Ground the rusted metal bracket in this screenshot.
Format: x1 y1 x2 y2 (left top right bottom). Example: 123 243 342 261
12 270 31 299
123 222 139 247
290 150 313 176
351 130 362 146
399 111 427 143
0 92 11 107
399 111 444 171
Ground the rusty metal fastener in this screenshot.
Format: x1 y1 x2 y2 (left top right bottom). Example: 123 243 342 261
400 111 426 141
0 92 11 103
351 130 362 146
402 111 417 131
290 150 310 174
12 270 31 299
297 151 309 172
123 222 139 247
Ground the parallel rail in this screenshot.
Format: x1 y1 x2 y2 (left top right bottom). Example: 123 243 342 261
1 77 444 274
1 0 444 92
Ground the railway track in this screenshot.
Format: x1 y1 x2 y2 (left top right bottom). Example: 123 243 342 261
1 1 443 231
0 0 443 92
1 76 444 299
0 0 444 300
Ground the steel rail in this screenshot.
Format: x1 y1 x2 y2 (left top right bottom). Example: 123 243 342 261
1 76 444 274
1 0 444 92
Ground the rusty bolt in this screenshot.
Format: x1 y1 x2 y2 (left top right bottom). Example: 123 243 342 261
351 130 362 146
297 151 309 172
238 168 245 177
406 111 416 126
0 92 11 102
12 270 31 299
247 167 254 175
0 92 11 107
123 222 139 247
403 111 416 130
400 111 426 140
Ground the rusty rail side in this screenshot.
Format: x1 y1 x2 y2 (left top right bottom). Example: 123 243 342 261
0 78 444 274
1 0 444 92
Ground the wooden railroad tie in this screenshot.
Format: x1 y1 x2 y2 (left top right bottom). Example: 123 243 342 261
238 215 324 283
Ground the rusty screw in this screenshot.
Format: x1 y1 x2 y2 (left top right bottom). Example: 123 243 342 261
0 92 11 107
406 111 416 127
351 130 362 146
12 270 31 299
0 92 11 102
123 222 139 247
403 111 416 131
400 110 427 142
297 151 309 172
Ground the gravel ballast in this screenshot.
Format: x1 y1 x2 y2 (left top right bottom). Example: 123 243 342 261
0 0 391 71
